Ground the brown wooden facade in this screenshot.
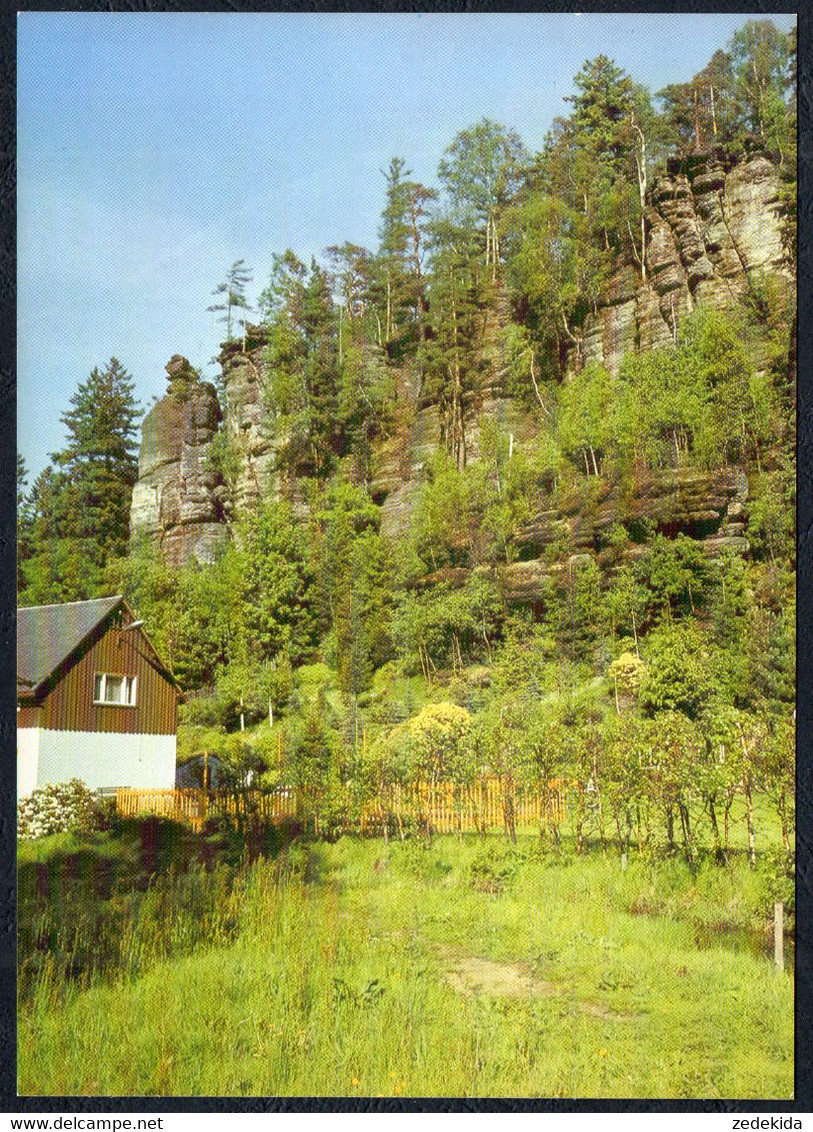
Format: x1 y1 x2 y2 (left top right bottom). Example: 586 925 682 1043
20 610 178 736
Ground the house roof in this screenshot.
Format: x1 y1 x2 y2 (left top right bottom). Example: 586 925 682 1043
17 595 124 696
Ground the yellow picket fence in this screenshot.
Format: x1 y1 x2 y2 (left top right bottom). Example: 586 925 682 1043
358 779 567 836
116 787 297 832
116 779 566 836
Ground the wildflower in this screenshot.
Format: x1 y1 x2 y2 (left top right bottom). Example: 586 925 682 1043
351 1078 360 1087
599 1048 608 1058
390 1070 398 1079
394 1083 403 1094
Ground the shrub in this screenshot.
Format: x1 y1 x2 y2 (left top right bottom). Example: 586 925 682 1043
18 779 105 841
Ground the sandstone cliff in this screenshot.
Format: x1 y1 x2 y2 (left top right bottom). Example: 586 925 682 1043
129 356 225 566
130 151 789 578
576 150 789 374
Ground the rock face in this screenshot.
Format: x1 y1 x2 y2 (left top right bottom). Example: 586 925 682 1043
217 329 288 515
129 358 225 566
501 465 749 603
130 152 788 589
577 151 789 374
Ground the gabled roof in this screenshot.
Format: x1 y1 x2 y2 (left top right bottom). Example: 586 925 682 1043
17 595 124 696
18 595 183 702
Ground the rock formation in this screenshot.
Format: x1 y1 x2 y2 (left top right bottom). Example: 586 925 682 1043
130 151 789 585
129 357 225 566
576 151 789 374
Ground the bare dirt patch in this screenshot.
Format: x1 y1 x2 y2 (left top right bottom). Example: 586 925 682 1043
443 952 559 999
436 945 642 1022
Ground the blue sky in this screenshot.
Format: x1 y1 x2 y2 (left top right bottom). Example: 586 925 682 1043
17 11 797 482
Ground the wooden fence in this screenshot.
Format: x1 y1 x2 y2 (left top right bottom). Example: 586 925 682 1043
116 779 566 836
357 779 567 836
116 787 297 833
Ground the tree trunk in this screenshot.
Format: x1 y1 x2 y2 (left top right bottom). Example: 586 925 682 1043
593 748 605 849
678 801 694 863
743 773 757 869
450 291 464 468
779 790 789 852
666 805 675 851
503 778 517 844
708 796 724 862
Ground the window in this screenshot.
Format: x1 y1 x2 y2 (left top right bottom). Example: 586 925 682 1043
93 673 137 706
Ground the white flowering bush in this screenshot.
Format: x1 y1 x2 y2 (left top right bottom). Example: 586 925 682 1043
18 779 103 840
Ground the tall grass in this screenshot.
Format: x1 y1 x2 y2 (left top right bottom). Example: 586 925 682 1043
19 832 793 1098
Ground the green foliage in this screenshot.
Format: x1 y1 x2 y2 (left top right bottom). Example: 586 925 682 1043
437 118 527 255
239 499 317 666
392 701 473 785
208 258 253 345
259 254 339 477
747 467 795 566
645 533 707 616
376 157 436 354
308 480 393 697
557 362 616 475
19 359 141 604
205 427 242 520
639 619 714 718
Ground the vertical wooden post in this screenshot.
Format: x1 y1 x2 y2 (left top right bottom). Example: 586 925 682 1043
774 901 784 973
621 852 627 872
203 751 209 792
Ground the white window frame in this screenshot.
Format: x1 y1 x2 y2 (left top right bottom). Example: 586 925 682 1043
93 672 137 707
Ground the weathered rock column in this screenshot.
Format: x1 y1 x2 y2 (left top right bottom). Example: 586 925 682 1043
129 356 226 566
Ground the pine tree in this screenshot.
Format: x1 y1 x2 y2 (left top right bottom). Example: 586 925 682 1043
19 359 141 602
302 259 339 476
56 357 141 560
208 258 253 344
421 216 489 469
377 158 413 344
377 158 437 351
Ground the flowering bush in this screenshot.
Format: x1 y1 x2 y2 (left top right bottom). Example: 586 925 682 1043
17 779 104 840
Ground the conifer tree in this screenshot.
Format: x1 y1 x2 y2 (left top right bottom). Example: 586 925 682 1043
19 359 141 603
208 258 253 344
377 158 437 350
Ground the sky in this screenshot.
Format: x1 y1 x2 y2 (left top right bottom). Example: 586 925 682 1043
17 10 797 483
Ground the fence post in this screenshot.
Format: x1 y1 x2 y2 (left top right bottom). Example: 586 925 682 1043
774 901 784 973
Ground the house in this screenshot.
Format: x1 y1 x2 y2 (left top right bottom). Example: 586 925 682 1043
17 595 181 798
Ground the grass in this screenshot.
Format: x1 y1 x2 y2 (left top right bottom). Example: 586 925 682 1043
18 831 793 1099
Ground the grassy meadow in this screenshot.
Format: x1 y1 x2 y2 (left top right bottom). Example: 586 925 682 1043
18 814 793 1099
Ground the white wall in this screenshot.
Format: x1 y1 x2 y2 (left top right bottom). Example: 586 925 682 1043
17 728 40 799
17 729 176 797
